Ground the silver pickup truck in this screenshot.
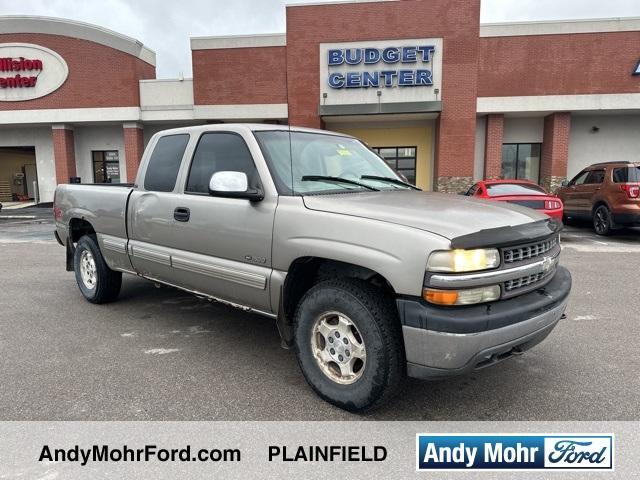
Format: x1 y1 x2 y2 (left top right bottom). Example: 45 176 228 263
54 124 571 411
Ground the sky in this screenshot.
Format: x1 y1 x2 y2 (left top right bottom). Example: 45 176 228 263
1 0 640 78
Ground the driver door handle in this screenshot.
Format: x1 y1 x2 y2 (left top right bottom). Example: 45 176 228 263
174 207 190 222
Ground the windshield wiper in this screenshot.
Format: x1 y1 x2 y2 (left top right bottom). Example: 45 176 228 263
301 175 379 191
360 175 421 190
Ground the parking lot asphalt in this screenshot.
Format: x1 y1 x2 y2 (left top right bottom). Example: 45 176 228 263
0 210 639 420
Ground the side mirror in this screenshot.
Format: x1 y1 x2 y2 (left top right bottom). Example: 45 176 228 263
561 180 569 187
208 171 263 202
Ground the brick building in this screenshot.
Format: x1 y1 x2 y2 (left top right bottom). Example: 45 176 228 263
1 2 640 203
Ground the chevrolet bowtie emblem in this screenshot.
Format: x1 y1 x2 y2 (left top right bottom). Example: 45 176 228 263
542 256 555 273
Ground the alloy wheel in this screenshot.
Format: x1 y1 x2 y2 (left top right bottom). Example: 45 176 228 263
79 249 97 290
310 311 366 385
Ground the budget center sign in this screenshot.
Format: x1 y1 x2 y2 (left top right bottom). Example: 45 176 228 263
319 38 443 107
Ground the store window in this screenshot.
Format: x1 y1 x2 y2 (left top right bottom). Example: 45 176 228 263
501 143 541 183
92 150 121 183
372 146 417 185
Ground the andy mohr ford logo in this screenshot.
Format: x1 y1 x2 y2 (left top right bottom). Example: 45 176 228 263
416 434 614 471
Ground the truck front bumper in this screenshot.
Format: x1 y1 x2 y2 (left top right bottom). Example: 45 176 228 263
397 266 571 380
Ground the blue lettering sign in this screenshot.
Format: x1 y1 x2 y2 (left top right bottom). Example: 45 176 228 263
402 46 417 63
379 70 397 87
328 73 345 88
326 44 437 89
345 72 362 88
415 69 433 85
328 49 344 66
397 70 414 86
417 45 435 62
364 48 381 64
381 47 400 63
362 71 379 87
344 48 363 65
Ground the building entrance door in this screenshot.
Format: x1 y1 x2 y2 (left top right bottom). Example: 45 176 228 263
0 146 37 202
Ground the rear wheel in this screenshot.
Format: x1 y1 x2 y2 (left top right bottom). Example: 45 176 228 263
293 279 405 411
73 235 122 303
593 205 613 236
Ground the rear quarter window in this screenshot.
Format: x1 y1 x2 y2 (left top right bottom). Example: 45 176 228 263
144 134 190 192
613 166 640 183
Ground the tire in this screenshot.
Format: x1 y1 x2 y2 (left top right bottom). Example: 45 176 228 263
73 234 122 304
593 205 613 236
293 278 405 412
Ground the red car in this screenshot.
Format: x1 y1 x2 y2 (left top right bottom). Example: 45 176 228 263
463 179 564 221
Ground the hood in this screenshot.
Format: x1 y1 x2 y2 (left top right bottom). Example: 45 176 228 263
302 190 547 240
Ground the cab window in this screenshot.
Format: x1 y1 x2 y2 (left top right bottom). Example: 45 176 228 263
144 134 190 192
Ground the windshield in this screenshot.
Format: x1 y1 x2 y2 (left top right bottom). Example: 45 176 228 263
254 130 414 195
485 183 547 197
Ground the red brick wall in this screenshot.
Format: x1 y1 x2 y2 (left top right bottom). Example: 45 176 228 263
52 127 76 183
0 33 155 110
484 114 504 178
192 47 287 105
541 112 571 180
479 31 640 97
285 0 481 181
124 126 145 183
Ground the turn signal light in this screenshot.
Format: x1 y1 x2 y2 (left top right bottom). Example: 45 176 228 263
621 184 640 199
423 285 501 306
423 289 459 306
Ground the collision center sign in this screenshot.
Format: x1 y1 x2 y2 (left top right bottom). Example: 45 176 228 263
0 43 68 101
319 38 442 107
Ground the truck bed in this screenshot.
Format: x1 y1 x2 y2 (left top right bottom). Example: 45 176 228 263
54 183 134 241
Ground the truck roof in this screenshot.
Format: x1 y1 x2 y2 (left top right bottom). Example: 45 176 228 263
152 123 351 138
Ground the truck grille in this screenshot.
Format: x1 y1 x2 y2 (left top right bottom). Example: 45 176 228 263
503 237 558 264
504 272 545 292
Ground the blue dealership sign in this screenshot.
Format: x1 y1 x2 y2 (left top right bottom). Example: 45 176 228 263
416 434 614 471
326 45 435 89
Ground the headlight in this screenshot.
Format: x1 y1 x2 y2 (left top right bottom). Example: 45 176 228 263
427 248 500 273
423 285 501 306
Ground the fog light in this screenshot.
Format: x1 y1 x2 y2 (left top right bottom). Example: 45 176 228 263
423 285 501 306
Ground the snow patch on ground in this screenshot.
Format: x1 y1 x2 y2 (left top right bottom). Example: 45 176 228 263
144 348 180 355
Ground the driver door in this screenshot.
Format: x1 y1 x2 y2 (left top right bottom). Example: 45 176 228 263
163 131 276 311
561 170 589 217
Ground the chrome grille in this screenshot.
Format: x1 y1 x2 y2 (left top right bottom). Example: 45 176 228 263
504 272 545 292
503 237 558 264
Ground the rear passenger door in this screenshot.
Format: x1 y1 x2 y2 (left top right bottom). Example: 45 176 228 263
128 133 192 282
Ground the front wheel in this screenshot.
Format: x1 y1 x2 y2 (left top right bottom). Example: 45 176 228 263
73 234 122 303
293 279 405 411
593 205 613 236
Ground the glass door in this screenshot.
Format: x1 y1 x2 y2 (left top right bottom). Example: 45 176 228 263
501 143 541 182
92 150 121 183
